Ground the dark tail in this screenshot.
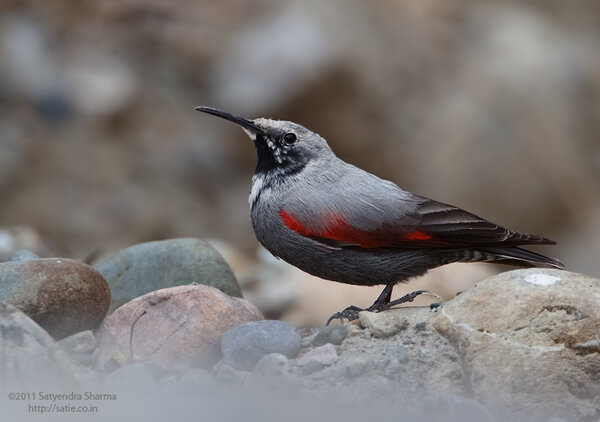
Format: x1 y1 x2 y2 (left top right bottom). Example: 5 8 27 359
479 246 565 269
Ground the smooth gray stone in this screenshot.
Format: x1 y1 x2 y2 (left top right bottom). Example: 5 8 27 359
94 238 242 313
312 325 348 346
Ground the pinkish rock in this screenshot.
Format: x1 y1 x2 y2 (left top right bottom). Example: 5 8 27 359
95 284 263 370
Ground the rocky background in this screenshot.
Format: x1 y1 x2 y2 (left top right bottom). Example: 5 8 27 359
1 1 600 421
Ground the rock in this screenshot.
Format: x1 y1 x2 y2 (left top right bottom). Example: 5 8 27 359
312 325 348 346
58 330 98 368
221 320 301 370
0 301 88 391
57 329 98 366
300 327 319 348
0 258 110 339
7 249 39 262
434 269 600 422
345 322 364 337
95 284 262 370
58 330 97 355
297 343 338 367
94 238 242 313
299 359 326 375
296 307 467 401
252 353 291 378
359 310 408 338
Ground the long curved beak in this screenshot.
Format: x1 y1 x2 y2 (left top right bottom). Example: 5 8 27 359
195 106 261 133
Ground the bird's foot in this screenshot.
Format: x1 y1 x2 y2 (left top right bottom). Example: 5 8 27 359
325 289 443 326
325 300 397 325
326 306 364 326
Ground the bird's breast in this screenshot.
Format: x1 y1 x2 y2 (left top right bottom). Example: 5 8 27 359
249 173 267 208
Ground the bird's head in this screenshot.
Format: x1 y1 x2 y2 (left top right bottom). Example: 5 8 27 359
196 106 333 176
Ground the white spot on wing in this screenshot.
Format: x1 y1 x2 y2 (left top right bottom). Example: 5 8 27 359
524 273 561 286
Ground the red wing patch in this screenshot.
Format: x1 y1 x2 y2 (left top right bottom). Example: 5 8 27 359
279 210 439 248
279 210 312 237
404 230 433 241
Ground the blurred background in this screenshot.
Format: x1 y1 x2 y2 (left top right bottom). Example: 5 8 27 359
0 0 598 325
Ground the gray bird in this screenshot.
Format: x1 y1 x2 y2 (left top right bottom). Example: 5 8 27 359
196 106 564 323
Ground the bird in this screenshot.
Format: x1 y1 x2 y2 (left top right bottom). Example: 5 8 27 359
196 106 564 324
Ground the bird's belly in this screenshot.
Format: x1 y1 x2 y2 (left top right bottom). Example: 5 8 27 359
256 225 435 286
250 199 440 286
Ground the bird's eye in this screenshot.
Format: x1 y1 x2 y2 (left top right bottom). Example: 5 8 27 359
283 132 297 144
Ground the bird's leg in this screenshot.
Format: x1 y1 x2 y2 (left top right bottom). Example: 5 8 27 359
325 281 396 326
365 281 395 311
326 284 442 326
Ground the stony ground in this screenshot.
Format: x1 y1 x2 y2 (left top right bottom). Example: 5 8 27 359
1 238 597 422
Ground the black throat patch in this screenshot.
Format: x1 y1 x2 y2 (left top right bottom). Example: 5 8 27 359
253 134 307 178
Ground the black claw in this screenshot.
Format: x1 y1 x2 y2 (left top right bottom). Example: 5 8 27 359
326 305 363 325
325 313 341 326
429 302 441 309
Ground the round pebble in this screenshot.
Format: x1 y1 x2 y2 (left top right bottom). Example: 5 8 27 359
7 249 40 262
252 353 290 377
297 343 338 367
300 359 326 376
58 330 97 356
359 311 408 338
94 238 242 313
312 325 348 346
0 258 110 339
95 284 263 370
221 320 301 370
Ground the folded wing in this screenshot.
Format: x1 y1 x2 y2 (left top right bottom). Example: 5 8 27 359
279 195 554 250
